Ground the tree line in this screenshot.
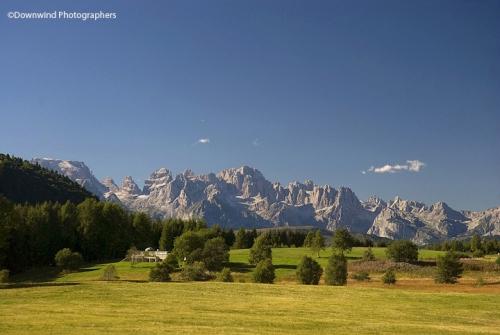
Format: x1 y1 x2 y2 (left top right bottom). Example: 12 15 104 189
0 196 164 272
425 235 500 256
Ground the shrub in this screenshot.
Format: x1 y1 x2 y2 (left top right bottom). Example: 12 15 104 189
296 256 323 285
180 261 210 281
165 253 179 269
249 234 272 265
496 256 500 268
352 271 370 281
253 259 275 284
386 240 418 263
324 253 347 286
382 268 396 284
202 237 229 271
475 277 485 287
472 249 485 258
217 267 233 282
101 265 119 281
362 247 376 261
149 261 173 282
435 251 463 284
54 248 83 271
0 269 9 283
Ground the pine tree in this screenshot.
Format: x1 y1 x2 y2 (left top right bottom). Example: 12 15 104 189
311 230 325 257
332 229 354 255
324 253 347 286
435 251 463 284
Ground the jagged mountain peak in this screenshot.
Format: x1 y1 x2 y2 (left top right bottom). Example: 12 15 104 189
101 177 119 192
363 196 387 213
121 176 141 195
218 165 265 181
389 196 425 211
35 158 500 244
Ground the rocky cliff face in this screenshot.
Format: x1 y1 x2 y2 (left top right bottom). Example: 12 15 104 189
35 158 500 244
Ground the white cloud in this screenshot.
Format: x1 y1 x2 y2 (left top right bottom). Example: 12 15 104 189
407 160 425 172
197 138 210 144
252 138 261 147
362 160 426 174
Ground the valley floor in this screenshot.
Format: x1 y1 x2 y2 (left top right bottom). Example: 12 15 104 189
1 247 499 334
1 281 499 335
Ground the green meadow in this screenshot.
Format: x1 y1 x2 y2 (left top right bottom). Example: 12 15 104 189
1 247 500 335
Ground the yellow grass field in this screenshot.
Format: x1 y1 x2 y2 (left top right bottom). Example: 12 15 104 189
1 281 500 335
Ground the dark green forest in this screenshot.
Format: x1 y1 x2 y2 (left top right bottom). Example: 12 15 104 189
0 154 93 204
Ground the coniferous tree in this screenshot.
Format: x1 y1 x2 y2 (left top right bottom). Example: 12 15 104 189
234 228 248 249
324 253 347 286
296 255 323 285
435 251 463 284
303 231 314 247
470 235 482 253
311 230 325 257
332 229 355 255
249 234 272 264
252 258 275 284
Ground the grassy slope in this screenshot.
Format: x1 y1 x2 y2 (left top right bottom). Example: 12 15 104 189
1 281 500 335
11 247 445 283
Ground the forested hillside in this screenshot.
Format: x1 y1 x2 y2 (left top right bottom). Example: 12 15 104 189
0 154 93 204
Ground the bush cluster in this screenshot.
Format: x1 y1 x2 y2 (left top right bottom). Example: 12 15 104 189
54 248 83 271
149 261 173 282
180 261 211 281
217 267 233 282
382 269 396 284
173 231 229 271
386 240 418 263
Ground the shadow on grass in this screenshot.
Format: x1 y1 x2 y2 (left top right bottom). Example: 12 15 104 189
274 264 297 270
228 262 254 273
10 267 62 283
229 262 298 272
415 260 437 267
0 282 80 290
10 263 107 284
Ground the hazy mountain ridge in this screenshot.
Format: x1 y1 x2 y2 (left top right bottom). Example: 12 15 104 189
35 158 500 244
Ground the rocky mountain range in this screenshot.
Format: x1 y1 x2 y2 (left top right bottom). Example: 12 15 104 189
33 158 500 244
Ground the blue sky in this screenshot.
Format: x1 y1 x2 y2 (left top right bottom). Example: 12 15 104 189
1 0 499 210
